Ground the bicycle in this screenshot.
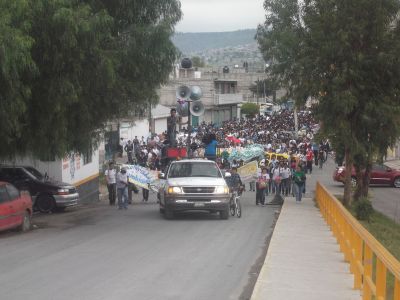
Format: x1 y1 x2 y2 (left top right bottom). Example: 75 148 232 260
229 189 242 218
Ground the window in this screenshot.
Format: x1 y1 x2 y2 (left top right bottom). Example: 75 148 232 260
0 186 9 203
372 164 386 172
6 184 20 200
25 167 44 180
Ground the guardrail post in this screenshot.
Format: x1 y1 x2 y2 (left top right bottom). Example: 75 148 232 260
339 211 345 254
349 226 355 274
363 244 373 300
394 277 399 300
354 235 363 289
375 258 387 299
344 222 350 263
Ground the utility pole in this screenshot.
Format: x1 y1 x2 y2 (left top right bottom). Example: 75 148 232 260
294 106 299 138
148 101 152 135
186 101 191 158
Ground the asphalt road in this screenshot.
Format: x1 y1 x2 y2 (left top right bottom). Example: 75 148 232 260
0 189 279 300
307 157 400 224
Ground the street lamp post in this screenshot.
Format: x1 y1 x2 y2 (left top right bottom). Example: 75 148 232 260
187 101 192 158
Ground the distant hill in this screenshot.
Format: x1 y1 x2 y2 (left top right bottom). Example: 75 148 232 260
172 29 257 54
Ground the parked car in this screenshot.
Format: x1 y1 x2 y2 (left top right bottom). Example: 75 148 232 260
0 165 79 213
333 163 400 188
0 181 32 232
158 159 231 219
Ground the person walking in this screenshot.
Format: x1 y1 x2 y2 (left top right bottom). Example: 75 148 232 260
104 162 116 206
268 154 278 194
255 167 270 206
124 140 134 164
117 168 129 209
318 148 325 169
280 162 291 196
292 164 306 202
306 147 314 174
271 161 283 196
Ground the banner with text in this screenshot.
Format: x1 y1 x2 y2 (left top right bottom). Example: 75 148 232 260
123 164 160 190
237 160 258 183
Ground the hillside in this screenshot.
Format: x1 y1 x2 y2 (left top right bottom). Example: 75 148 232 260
172 29 257 53
171 29 264 68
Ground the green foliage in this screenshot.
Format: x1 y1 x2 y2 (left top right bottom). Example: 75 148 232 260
249 79 276 98
257 0 400 204
191 56 205 68
353 197 374 221
0 0 182 160
0 0 37 159
256 0 307 104
241 103 259 117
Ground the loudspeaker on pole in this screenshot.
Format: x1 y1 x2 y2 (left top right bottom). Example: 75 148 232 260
190 101 205 117
176 85 191 100
190 86 203 101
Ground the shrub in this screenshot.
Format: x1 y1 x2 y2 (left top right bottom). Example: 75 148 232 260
241 103 259 117
353 197 374 221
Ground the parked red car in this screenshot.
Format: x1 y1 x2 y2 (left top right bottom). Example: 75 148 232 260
0 181 33 232
333 163 400 188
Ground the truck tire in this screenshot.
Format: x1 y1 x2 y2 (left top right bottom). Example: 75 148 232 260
164 208 174 219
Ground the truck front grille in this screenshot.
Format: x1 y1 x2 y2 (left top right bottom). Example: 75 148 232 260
182 187 215 193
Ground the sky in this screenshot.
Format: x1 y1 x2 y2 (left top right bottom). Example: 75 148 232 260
175 0 266 33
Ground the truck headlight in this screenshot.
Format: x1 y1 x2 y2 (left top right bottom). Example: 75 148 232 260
214 186 229 194
168 186 183 194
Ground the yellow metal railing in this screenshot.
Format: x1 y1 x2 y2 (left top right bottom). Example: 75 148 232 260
316 181 400 300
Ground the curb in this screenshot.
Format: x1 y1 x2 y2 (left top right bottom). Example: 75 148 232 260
250 198 286 300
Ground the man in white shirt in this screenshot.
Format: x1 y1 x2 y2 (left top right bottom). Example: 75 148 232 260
104 162 116 205
117 168 129 209
280 162 292 196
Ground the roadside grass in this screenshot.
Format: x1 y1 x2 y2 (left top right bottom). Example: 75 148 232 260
350 208 400 299
349 208 400 262
335 195 400 298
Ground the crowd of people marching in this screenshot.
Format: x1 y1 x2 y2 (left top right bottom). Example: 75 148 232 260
106 107 331 207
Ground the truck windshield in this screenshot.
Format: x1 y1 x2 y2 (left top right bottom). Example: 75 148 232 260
168 162 222 178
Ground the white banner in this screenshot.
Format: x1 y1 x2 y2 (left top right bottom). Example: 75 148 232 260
122 164 160 190
237 161 258 183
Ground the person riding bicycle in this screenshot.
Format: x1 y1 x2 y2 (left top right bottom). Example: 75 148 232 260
226 167 244 217
226 167 244 195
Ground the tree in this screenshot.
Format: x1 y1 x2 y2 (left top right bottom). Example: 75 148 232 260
257 0 400 206
241 103 259 117
0 0 37 159
249 78 276 101
191 56 205 68
302 0 400 205
0 0 182 160
256 0 308 107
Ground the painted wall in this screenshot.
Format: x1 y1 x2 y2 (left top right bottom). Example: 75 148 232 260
61 150 99 185
6 150 99 186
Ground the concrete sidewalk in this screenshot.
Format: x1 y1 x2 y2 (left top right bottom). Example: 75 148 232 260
251 197 361 300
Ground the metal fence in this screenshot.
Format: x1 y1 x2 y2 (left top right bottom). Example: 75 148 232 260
316 182 400 300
